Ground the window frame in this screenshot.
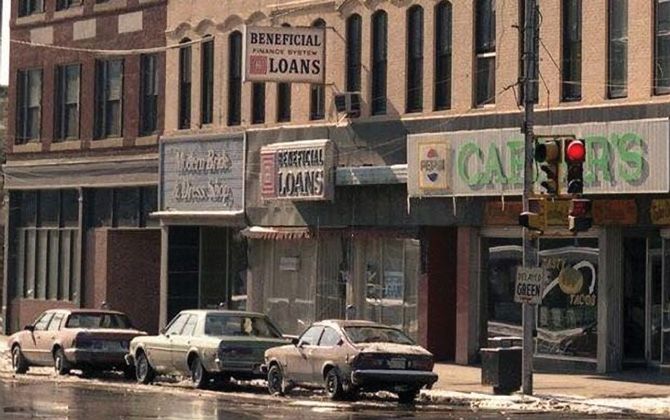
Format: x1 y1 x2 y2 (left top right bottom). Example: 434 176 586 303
434 1 452 111
654 0 670 95
56 0 79 11
139 54 159 136
371 10 388 116
251 82 266 124
474 0 496 107
607 0 628 99
54 63 81 141
228 31 243 126
94 58 124 139
178 39 192 130
201 36 215 125
19 0 44 17
406 6 424 113
346 14 362 93
310 19 327 121
561 0 582 102
16 68 43 144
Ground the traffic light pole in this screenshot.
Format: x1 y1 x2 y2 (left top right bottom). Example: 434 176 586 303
522 0 538 396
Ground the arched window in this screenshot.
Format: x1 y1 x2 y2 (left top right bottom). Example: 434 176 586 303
346 14 362 92
406 6 424 113
277 23 292 122
310 19 326 120
178 38 192 129
228 31 242 126
475 0 496 106
371 11 388 115
201 35 214 125
434 1 452 110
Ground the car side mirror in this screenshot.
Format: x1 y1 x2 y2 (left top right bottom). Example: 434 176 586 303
291 337 300 346
24 325 35 332
160 327 167 335
337 338 344 346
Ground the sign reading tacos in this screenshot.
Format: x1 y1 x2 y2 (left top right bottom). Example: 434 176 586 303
261 139 335 201
245 26 326 84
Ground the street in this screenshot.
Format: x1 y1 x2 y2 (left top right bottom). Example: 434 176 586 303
0 372 643 420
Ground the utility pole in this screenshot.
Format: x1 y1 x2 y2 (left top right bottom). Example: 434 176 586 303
522 0 538 395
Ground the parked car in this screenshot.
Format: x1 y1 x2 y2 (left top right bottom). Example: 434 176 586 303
263 320 438 403
126 310 289 389
9 309 145 378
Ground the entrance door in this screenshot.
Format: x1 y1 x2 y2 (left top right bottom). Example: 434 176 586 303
623 238 646 363
662 238 670 366
648 239 662 364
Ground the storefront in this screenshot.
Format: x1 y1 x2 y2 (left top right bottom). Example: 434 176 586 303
156 133 247 324
408 118 670 373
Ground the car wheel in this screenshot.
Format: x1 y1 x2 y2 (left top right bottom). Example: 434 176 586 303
397 389 420 404
11 346 29 374
135 351 156 385
267 364 285 396
190 356 210 389
53 348 70 375
324 368 345 400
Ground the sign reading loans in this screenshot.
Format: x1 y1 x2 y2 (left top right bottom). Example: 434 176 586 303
261 139 335 201
514 267 545 305
159 135 244 212
245 26 325 84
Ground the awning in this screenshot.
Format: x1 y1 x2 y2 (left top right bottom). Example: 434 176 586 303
151 210 246 227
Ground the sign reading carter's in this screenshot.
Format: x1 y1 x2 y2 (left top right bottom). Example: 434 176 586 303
159 135 244 212
244 26 326 84
408 118 670 197
261 139 335 201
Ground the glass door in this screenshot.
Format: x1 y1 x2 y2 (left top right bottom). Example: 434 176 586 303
648 238 662 364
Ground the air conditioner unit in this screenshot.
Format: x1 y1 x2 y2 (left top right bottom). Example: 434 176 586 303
334 92 361 118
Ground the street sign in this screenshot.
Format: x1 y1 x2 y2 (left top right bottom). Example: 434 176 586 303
514 267 545 305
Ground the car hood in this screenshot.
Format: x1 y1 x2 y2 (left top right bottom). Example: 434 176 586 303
355 342 433 356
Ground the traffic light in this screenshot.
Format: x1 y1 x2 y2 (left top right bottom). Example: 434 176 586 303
565 139 586 195
534 138 562 196
519 198 545 233
568 198 593 233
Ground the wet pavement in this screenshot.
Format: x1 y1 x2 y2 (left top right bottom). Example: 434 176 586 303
0 377 641 419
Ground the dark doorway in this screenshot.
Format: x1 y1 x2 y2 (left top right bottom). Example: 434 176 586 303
623 237 646 362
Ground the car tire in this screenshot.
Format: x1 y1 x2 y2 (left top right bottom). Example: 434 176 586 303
267 364 285 396
397 389 420 404
11 346 29 374
53 348 70 375
190 356 210 389
135 351 156 385
324 368 345 401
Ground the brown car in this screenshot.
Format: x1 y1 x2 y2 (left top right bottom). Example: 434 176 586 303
9 309 145 378
263 320 438 403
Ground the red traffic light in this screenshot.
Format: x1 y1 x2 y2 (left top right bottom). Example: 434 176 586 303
565 140 586 162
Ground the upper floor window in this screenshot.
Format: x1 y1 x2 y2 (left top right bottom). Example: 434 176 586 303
277 24 292 123
310 19 326 120
16 69 42 143
54 64 80 141
139 54 158 136
201 36 214 125
475 0 496 107
19 0 43 17
434 1 452 111
94 59 123 139
178 39 192 130
252 82 265 124
346 14 362 92
371 10 388 115
562 0 582 101
228 31 242 126
406 6 424 113
655 0 670 95
56 0 78 11
608 0 628 98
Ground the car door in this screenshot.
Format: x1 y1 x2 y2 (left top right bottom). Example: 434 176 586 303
290 326 323 385
147 313 188 374
44 312 66 361
311 326 343 383
170 314 198 374
21 312 52 364
32 313 55 365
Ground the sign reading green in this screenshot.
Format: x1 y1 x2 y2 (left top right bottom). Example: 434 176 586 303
408 119 668 197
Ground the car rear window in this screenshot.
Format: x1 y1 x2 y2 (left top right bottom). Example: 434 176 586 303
65 313 131 329
204 314 281 338
344 326 414 345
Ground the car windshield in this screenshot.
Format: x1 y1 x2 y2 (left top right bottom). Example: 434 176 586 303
204 314 282 338
344 326 415 345
65 313 131 329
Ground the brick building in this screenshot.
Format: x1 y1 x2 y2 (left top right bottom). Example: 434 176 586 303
156 0 670 375
3 0 167 334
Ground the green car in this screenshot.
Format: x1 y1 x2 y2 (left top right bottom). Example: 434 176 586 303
126 310 289 389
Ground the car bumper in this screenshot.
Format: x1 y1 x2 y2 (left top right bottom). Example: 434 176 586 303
215 358 264 375
124 354 134 367
64 348 128 367
351 369 438 388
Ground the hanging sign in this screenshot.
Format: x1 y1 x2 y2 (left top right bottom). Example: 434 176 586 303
244 25 326 84
514 267 545 305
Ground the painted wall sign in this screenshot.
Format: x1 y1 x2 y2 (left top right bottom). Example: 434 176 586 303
159 134 244 212
408 118 669 197
260 139 335 201
417 142 450 192
244 26 326 84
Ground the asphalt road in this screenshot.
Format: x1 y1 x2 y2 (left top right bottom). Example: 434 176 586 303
0 374 640 420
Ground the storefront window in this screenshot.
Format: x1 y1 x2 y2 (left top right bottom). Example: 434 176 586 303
487 236 599 359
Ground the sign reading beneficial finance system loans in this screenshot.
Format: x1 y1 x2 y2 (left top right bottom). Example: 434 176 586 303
244 26 326 84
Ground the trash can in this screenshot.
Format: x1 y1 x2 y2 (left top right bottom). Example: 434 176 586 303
481 343 522 395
